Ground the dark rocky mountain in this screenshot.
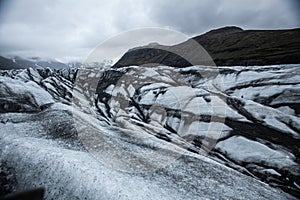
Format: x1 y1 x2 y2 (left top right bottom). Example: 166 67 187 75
114 26 300 67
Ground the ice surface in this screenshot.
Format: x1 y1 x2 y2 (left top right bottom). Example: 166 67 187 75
0 112 295 200
0 64 299 199
215 136 296 168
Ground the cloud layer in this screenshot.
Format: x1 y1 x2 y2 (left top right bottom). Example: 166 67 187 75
0 0 299 62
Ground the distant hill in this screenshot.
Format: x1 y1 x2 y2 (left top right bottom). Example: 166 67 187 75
0 56 76 70
114 26 300 67
0 56 25 70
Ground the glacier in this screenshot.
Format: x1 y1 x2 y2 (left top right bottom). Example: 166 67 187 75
0 64 299 199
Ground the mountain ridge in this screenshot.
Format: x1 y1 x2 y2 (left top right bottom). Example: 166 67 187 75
114 26 300 67
0 56 83 70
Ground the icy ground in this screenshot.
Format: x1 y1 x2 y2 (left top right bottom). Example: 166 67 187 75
0 65 299 199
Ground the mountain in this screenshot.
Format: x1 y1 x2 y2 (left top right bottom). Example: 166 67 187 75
0 56 25 70
0 64 299 199
114 26 300 67
0 56 72 70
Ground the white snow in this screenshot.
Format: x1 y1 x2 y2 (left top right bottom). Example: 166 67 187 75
215 136 296 168
177 121 231 140
0 76 54 106
241 98 300 138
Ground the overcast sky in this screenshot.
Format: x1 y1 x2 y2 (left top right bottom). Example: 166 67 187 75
0 0 299 62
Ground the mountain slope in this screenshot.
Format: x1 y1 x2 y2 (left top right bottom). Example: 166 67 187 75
114 26 300 67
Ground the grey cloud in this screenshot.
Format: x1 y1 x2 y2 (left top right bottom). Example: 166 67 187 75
149 0 300 35
0 0 299 62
